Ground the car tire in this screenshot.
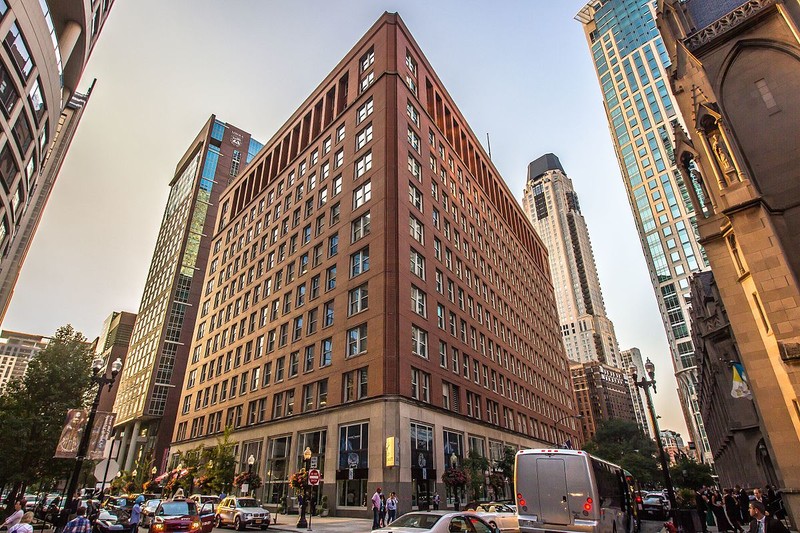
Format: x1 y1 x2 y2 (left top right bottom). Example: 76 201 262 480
489 522 498 530
215 515 222 528
234 517 244 531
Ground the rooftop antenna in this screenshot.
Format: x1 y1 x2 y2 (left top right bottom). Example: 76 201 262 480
486 133 492 159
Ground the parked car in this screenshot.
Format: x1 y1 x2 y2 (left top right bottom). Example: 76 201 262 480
198 502 216 533
214 497 270 530
140 499 163 528
468 503 518 533
641 493 669 520
148 499 203 533
94 509 130 533
381 511 497 533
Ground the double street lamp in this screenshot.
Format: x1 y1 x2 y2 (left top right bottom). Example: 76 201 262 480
632 358 677 514
297 447 312 529
61 356 123 524
450 453 460 511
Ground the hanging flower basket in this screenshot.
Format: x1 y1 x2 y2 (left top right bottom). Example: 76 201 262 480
195 475 210 489
289 469 308 493
488 473 505 491
441 467 468 487
233 471 262 490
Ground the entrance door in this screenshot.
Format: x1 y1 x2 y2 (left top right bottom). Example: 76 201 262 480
537 458 570 526
414 479 432 510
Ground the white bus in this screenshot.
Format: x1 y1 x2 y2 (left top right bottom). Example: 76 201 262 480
515 449 639 533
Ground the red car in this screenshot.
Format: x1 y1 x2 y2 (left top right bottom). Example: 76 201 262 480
149 499 203 533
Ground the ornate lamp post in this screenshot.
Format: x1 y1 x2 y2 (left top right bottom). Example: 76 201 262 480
247 454 256 496
632 358 677 514
296 447 312 528
61 356 123 525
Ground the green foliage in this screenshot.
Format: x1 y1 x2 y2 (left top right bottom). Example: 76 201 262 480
463 450 490 502
676 488 696 509
669 457 714 490
583 419 661 485
0 326 94 492
494 446 516 482
201 427 236 493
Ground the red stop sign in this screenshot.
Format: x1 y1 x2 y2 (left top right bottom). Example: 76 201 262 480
308 468 321 485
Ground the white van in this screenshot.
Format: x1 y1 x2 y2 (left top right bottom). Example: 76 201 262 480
515 449 638 533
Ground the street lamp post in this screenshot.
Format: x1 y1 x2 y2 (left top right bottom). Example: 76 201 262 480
247 455 255 496
632 358 677 515
297 447 312 528
61 356 123 525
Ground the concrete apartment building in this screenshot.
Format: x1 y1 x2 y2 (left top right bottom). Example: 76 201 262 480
689 271 773 489
522 153 622 368
571 361 637 441
112 117 262 472
93 311 136 414
576 0 712 463
0 329 47 389
657 0 800 520
0 0 114 322
169 13 580 516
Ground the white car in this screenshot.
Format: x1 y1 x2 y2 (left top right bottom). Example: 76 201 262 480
381 511 498 533
215 497 270 530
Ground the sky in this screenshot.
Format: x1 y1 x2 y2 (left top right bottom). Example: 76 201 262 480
2 1 689 436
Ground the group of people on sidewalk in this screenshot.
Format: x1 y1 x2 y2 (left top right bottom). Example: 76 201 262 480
370 488 398 530
695 485 789 533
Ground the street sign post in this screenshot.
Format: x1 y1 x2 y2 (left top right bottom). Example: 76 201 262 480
308 469 321 486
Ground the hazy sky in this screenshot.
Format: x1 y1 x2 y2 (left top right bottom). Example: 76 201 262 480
2 1 689 435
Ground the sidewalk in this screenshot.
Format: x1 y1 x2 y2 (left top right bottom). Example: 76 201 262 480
269 515 374 533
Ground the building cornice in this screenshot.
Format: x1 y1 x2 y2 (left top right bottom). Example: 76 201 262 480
685 0 779 51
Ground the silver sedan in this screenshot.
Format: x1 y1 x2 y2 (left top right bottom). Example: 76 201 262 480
379 511 498 533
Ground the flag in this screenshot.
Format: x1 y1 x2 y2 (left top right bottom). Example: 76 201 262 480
731 362 752 399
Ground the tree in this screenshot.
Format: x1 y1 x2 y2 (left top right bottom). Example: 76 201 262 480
201 427 236 493
670 457 714 489
0 326 94 499
583 419 661 485
492 446 516 498
463 450 490 502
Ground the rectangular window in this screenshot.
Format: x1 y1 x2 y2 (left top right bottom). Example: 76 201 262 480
411 368 430 403
409 215 424 244
357 97 374 123
351 211 371 242
350 247 370 277
408 153 422 180
353 181 372 209
355 151 372 179
323 300 335 327
348 283 369 315
320 338 333 367
408 183 423 211
355 123 373 151
347 324 368 357
410 248 426 279
411 325 428 359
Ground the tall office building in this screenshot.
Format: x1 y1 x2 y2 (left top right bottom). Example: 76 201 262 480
658 0 800 520
0 329 48 389
576 0 712 462
112 117 262 471
93 310 136 414
619 347 653 439
170 13 580 516
522 153 621 367
0 0 114 322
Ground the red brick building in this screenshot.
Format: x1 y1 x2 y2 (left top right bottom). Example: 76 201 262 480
170 13 579 516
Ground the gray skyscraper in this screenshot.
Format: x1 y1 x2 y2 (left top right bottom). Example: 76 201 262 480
522 154 621 368
576 0 711 462
620 347 653 438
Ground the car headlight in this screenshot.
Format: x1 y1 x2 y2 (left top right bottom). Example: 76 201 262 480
191 521 202 530
245 513 252 519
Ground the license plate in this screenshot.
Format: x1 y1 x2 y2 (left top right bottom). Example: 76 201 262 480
254 520 262 524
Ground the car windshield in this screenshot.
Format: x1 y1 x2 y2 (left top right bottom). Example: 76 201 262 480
644 497 663 503
160 501 197 516
146 500 161 510
236 499 259 508
387 513 443 529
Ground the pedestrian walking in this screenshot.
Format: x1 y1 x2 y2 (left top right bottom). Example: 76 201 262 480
63 508 91 533
9 512 34 533
371 487 382 530
433 493 440 510
747 501 789 533
128 495 143 532
725 488 745 533
737 486 750 524
379 494 387 527
711 489 733 532
2 499 25 529
696 487 709 533
386 492 398 524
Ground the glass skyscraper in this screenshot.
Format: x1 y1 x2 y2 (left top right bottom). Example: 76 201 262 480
576 0 711 461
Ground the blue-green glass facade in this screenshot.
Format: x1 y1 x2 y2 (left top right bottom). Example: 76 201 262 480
578 0 711 460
